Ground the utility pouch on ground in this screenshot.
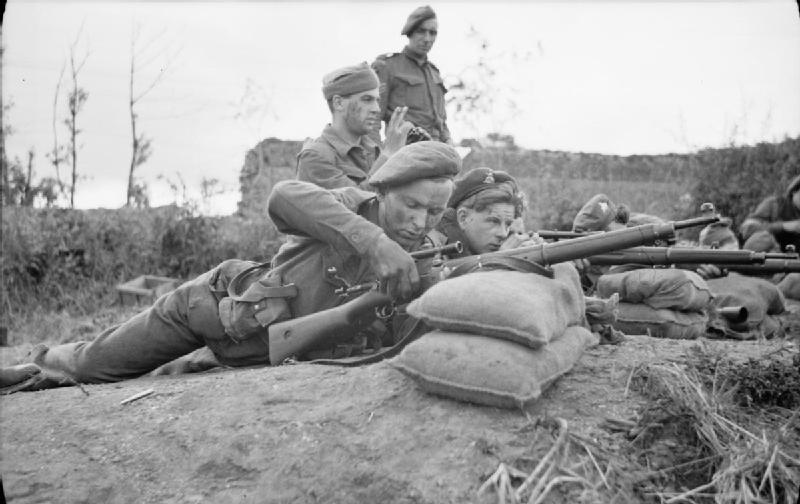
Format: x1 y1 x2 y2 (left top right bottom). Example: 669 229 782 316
218 263 298 343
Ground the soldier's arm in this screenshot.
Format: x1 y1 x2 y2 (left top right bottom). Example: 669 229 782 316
268 180 384 257
269 180 419 299
296 149 359 190
740 196 783 239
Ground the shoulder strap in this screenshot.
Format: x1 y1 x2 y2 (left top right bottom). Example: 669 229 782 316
448 256 555 279
227 262 298 302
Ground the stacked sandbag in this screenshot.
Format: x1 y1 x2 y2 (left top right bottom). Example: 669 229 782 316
596 268 713 339
777 273 800 301
390 263 599 409
705 273 786 339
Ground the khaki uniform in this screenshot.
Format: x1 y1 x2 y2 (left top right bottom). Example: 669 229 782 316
41 181 394 383
372 47 450 143
296 125 385 190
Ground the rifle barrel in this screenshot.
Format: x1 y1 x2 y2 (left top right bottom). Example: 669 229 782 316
587 247 767 266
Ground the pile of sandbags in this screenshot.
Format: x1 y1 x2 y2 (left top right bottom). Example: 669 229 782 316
389 264 599 409
596 268 713 339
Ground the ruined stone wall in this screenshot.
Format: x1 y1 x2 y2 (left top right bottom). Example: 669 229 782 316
237 137 304 217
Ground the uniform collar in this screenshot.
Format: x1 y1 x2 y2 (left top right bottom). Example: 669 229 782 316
402 46 428 66
321 125 378 158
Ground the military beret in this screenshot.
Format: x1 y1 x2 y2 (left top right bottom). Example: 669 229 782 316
572 194 630 232
368 141 461 189
322 62 380 100
401 5 436 36
447 167 518 209
699 219 738 248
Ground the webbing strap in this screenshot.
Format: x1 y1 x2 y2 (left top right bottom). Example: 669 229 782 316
448 255 554 279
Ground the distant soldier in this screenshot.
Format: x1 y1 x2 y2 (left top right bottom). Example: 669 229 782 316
297 62 414 190
371 5 451 144
427 167 534 256
740 174 800 253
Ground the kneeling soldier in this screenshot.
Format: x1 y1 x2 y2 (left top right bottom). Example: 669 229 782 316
8 141 460 388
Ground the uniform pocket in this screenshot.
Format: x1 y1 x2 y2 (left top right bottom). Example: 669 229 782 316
393 73 426 108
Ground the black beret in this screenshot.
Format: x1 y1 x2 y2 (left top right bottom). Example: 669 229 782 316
368 141 461 189
401 5 436 36
448 167 518 209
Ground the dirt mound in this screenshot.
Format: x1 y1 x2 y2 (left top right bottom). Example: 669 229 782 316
0 336 793 504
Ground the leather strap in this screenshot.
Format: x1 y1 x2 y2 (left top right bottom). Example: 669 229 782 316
226 262 298 302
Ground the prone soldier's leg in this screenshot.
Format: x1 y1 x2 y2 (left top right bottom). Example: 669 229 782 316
36 272 216 383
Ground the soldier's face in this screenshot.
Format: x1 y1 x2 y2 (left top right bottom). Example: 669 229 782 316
378 178 453 250
343 89 381 136
408 18 438 56
457 202 517 254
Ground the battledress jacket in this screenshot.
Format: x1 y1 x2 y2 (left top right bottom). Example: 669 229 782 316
296 125 388 190
372 47 451 143
741 174 800 252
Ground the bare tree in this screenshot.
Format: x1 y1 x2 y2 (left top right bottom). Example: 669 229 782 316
126 24 175 207
47 62 67 200
65 27 89 209
1 32 9 205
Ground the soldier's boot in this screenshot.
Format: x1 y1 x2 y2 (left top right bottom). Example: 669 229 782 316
0 363 43 394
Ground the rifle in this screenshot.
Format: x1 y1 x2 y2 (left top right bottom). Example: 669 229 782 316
724 258 800 275
268 207 719 365
268 242 462 365
441 209 720 273
535 230 591 241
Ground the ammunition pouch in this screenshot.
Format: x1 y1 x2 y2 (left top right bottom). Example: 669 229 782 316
217 262 298 343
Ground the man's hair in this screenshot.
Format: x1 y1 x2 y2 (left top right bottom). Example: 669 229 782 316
456 181 524 217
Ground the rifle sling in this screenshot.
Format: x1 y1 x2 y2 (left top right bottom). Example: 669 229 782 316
309 317 428 367
448 255 555 279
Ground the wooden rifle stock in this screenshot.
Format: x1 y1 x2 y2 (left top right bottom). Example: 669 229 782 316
268 290 391 365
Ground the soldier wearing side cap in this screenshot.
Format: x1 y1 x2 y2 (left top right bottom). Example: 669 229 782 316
4 142 461 390
427 167 537 256
297 62 414 190
371 5 451 145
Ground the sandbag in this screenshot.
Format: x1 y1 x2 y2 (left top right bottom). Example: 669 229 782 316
612 302 707 340
597 268 713 312
406 263 585 349
706 273 785 338
388 326 599 409
777 273 800 301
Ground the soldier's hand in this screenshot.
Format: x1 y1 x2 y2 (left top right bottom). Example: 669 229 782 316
368 234 419 301
782 220 800 234
383 107 414 157
695 263 724 279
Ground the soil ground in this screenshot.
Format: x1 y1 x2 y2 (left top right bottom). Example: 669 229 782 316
0 305 800 503
1 307 799 504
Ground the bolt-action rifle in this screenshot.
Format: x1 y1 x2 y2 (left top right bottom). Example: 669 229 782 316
267 206 721 365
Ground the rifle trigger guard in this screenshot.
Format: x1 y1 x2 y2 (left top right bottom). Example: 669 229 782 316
375 304 396 320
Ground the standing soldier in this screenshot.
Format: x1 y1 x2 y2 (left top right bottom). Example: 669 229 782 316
297 62 414 190
372 5 451 144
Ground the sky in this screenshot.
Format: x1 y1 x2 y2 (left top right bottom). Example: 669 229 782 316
2 0 799 215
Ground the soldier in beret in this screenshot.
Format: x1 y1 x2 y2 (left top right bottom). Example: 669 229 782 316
371 5 451 145
297 62 415 190
427 167 536 256
5 142 461 390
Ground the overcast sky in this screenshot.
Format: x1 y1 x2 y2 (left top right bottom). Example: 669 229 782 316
3 1 799 214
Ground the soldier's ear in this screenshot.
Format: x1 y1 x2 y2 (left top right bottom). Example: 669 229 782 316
456 207 470 228
331 95 346 111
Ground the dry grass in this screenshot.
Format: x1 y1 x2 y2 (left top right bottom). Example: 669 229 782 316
630 352 800 504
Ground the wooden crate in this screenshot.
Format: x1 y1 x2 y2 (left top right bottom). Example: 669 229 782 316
116 275 181 306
